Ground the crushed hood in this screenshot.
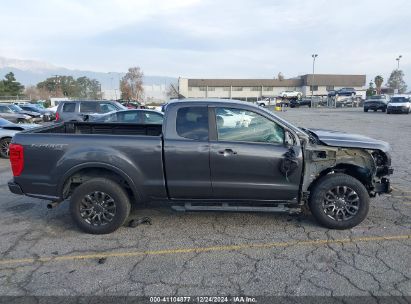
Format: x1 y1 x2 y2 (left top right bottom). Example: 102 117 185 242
308 128 391 152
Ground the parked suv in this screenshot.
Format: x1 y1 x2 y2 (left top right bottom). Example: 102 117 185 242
363 95 390 112
55 100 127 122
336 88 356 97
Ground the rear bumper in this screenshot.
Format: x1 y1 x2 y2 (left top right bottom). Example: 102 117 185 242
8 180 61 201
8 180 23 195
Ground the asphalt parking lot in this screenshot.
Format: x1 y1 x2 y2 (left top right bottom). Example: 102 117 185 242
0 107 410 298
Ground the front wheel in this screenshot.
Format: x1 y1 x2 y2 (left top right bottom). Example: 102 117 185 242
364 108 368 112
70 178 131 234
309 173 369 229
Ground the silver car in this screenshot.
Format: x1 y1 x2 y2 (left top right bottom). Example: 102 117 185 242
0 118 39 158
0 104 33 124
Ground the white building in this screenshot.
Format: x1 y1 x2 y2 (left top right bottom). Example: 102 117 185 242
179 74 366 101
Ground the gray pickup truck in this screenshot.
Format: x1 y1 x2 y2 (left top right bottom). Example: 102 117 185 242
8 99 393 234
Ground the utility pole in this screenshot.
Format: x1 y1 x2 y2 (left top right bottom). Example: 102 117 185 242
311 54 318 108
396 55 402 70
52 75 60 97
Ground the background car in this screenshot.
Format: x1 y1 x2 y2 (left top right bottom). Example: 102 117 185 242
336 88 356 96
279 90 302 99
363 95 390 112
19 104 55 121
327 90 338 97
4 104 43 122
55 100 127 122
289 98 313 108
88 109 164 124
387 95 411 114
0 104 33 123
121 101 145 109
0 117 39 158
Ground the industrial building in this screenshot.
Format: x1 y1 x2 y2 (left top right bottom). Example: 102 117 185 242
178 74 366 101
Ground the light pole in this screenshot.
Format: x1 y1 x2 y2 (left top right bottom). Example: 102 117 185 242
396 55 402 70
311 54 318 107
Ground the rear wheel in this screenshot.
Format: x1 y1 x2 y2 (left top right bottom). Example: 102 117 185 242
0 137 11 158
70 178 131 234
309 173 369 229
363 108 368 112
259 103 266 107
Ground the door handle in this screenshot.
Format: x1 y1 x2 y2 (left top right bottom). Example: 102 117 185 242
218 148 237 156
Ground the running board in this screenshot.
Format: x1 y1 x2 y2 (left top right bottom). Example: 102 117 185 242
171 202 301 214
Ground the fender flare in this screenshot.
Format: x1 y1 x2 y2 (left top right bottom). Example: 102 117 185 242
57 162 142 202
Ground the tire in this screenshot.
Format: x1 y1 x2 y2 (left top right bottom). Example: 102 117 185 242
309 173 369 230
259 103 266 107
70 178 131 234
363 108 368 112
0 137 11 158
382 108 386 112
387 111 390 114
373 109 377 112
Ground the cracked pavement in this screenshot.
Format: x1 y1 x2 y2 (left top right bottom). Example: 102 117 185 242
0 107 410 297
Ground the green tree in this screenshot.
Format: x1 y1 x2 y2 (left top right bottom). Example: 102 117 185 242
386 70 407 93
0 72 24 96
37 75 101 99
366 81 375 97
374 75 383 95
76 77 101 99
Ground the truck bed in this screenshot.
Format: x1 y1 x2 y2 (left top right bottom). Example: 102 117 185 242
33 122 163 136
11 121 166 201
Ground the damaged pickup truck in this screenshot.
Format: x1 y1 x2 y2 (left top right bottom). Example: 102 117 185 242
8 99 393 234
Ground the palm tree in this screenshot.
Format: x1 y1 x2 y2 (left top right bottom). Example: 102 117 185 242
374 75 384 95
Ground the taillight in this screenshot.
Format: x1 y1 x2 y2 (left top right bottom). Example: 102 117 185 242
55 112 60 121
9 144 24 176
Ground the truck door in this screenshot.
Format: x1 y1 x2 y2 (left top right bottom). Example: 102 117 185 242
209 107 302 201
163 105 212 199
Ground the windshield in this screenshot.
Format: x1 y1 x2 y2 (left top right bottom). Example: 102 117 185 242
9 104 23 112
390 97 410 103
23 106 40 112
0 118 13 126
114 101 127 110
369 96 383 100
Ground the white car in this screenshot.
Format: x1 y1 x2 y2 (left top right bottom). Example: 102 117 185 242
279 90 302 99
0 118 40 158
386 95 411 114
216 108 253 128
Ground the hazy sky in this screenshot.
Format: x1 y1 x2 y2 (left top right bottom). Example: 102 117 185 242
0 0 410 85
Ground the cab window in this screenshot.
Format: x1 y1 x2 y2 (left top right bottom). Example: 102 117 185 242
215 107 284 144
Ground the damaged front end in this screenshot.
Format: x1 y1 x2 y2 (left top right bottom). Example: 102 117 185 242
300 129 393 201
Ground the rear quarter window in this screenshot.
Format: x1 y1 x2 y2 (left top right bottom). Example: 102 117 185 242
62 103 76 112
176 107 209 141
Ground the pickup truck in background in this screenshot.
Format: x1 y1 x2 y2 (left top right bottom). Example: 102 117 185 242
8 99 393 234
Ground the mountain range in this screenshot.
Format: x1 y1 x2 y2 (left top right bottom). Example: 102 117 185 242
0 56 177 90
